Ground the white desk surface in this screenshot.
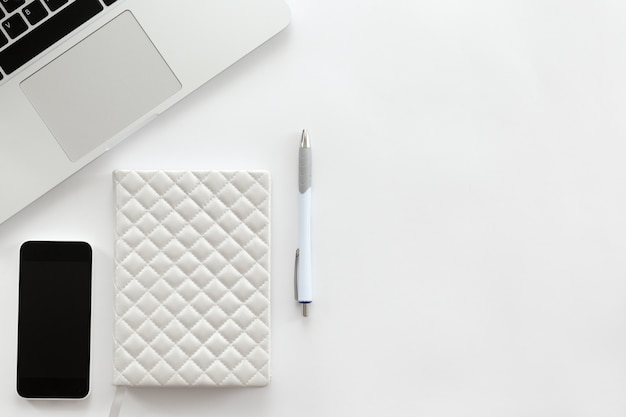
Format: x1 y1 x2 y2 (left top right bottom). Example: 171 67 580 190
2 0 626 415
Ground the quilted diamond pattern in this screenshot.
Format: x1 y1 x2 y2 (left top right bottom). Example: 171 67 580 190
113 170 271 387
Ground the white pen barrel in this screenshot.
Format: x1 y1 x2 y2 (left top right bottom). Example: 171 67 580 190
297 189 312 302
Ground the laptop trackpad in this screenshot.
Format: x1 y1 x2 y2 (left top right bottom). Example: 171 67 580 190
21 11 181 161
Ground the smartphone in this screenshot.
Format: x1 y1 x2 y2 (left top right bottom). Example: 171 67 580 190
17 241 92 399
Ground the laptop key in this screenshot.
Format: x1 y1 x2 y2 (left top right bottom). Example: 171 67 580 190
1 0 26 14
0 0 103 74
2 13 27 39
42 0 67 12
0 7 4 19
0 30 7 48
23 0 48 25
103 0 117 5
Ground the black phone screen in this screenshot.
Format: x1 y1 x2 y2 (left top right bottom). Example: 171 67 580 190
17 241 92 399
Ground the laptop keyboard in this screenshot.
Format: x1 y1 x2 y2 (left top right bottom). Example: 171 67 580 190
0 0 118 81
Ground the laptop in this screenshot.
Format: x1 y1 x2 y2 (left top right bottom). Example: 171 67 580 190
0 0 290 225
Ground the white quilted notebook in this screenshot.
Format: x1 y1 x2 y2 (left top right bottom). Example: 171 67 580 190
113 170 271 387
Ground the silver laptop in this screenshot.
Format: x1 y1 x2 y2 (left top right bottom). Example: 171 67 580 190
0 0 290 224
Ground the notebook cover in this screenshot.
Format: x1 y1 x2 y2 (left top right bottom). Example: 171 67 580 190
112 170 271 387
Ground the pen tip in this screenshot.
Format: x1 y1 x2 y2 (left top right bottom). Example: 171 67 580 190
300 130 310 148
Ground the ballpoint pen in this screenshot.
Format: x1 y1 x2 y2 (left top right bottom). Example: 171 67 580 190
295 129 312 316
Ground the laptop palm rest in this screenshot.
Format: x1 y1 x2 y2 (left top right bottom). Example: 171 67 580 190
20 11 181 162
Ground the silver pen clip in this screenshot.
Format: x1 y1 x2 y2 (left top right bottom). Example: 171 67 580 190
294 248 308 316
294 248 299 300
